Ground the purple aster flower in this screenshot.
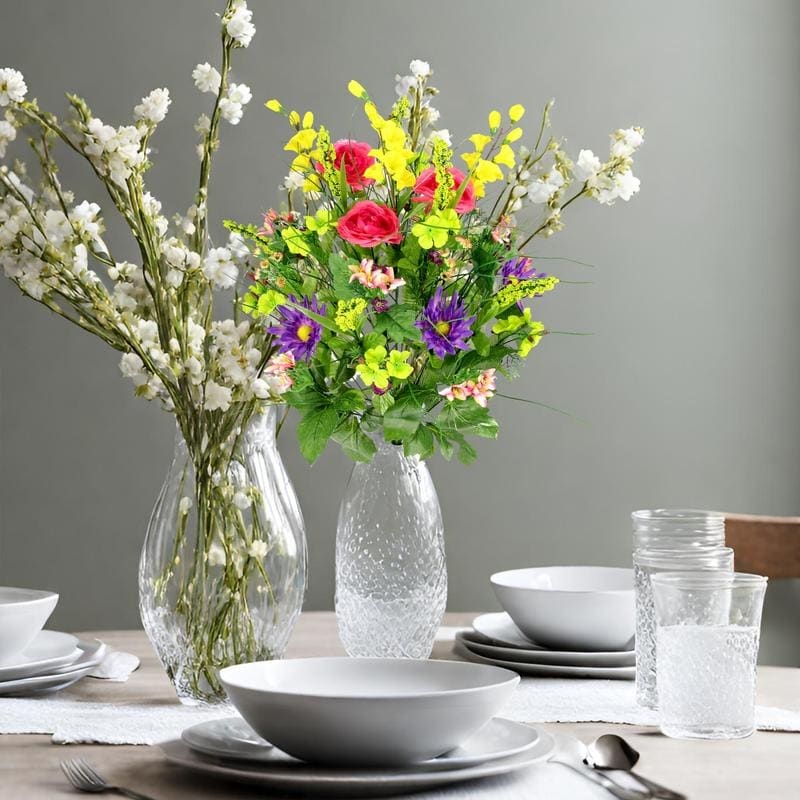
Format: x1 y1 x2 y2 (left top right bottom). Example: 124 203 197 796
268 295 326 360
501 256 548 309
416 286 476 358
501 256 546 284
371 296 390 314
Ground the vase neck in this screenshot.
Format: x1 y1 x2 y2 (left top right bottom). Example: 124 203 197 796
173 405 280 457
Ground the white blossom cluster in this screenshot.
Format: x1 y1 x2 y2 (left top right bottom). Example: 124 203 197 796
224 0 255 48
575 127 644 205
395 59 442 134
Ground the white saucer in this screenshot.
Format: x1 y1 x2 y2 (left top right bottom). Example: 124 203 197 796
183 716 539 770
161 728 556 797
455 641 635 680
473 613 635 656
0 639 106 696
459 631 636 668
0 631 80 681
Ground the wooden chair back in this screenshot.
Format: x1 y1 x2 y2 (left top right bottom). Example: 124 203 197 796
725 514 800 578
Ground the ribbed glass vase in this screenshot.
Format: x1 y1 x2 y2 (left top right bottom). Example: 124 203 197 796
139 406 306 705
335 441 447 658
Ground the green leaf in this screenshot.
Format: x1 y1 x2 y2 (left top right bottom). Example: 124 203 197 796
297 407 339 463
438 401 499 439
332 418 377 462
329 252 358 299
372 391 395 416
383 393 425 443
471 331 491 356
335 389 367 413
456 437 478 464
373 304 422 344
404 424 435 460
362 331 387 351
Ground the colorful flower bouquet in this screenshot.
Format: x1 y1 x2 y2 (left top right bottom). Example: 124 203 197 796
230 64 644 465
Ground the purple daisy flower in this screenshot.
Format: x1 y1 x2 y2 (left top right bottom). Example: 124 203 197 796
416 286 476 358
268 295 326 360
501 256 546 284
501 256 548 309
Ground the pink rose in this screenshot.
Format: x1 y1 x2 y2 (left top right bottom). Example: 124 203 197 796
337 201 402 247
316 139 375 190
412 167 477 214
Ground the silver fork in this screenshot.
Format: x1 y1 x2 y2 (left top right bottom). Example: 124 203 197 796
60 758 157 800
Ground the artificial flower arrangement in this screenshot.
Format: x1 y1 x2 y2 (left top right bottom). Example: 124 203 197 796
229 62 644 466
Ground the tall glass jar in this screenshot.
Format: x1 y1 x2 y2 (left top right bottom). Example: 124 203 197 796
634 546 733 708
139 407 307 705
335 441 447 658
632 509 725 551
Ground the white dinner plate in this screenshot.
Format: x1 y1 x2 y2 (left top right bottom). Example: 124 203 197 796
0 639 106 696
458 631 636 668
455 641 635 680
473 613 635 656
0 630 80 681
161 729 556 797
182 716 539 770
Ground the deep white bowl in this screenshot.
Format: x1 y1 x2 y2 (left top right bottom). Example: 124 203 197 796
491 566 635 652
220 657 519 767
0 587 58 663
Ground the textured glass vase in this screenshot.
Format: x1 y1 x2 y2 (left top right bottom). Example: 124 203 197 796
139 407 306 705
335 441 447 658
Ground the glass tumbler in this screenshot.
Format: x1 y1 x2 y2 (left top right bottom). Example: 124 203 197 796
634 546 734 708
652 572 767 739
632 509 725 551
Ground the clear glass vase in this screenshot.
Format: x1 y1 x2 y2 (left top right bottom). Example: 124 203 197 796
139 406 307 705
335 441 447 658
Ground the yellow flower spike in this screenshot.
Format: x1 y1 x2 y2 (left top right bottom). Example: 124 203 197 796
348 79 368 100
288 110 300 126
291 154 312 172
461 151 480 170
364 101 384 127
468 133 492 152
363 162 385 183
488 110 502 131
265 99 283 113
493 144 515 169
509 104 526 123
505 127 523 143
302 111 314 129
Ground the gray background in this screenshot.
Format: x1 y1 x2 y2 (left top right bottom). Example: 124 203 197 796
1 1 798 664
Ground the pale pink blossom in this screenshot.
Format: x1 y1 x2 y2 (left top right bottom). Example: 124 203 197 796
438 369 496 407
348 258 405 295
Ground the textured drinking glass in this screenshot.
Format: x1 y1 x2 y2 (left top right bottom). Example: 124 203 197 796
634 546 733 708
335 440 447 658
632 509 725 551
653 572 767 739
139 407 307 705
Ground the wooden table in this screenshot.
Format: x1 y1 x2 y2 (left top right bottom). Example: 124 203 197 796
1 612 798 799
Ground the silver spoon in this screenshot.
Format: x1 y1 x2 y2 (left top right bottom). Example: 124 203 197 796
550 734 650 800
587 734 687 800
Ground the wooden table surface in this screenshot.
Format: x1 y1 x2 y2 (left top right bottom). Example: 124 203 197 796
1 612 798 799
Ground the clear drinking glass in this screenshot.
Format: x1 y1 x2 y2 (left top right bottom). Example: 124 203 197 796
634 546 733 708
335 440 447 659
653 572 767 739
632 509 725 551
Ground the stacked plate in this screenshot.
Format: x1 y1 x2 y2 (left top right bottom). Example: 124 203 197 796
0 587 106 696
165 716 555 797
455 612 635 679
0 630 107 696
162 657 556 797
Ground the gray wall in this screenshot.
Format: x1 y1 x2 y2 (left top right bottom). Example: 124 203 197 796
1 1 799 664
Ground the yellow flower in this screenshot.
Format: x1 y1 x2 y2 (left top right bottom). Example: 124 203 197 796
492 307 532 334
264 99 283 113
302 111 314 129
473 158 504 184
411 209 460 250
508 104 526 123
488 110 502 131
468 133 492 151
284 128 317 153
288 109 300 126
505 127 523 143
519 321 546 357
356 345 390 389
493 144 515 169
348 79 368 99
335 298 367 332
281 227 311 256
386 350 413 380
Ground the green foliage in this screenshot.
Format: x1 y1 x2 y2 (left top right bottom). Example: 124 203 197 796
372 304 421 344
332 417 376 462
296 407 339 463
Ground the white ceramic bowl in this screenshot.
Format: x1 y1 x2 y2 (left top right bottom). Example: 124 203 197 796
220 657 519 767
491 566 635 652
0 587 58 663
